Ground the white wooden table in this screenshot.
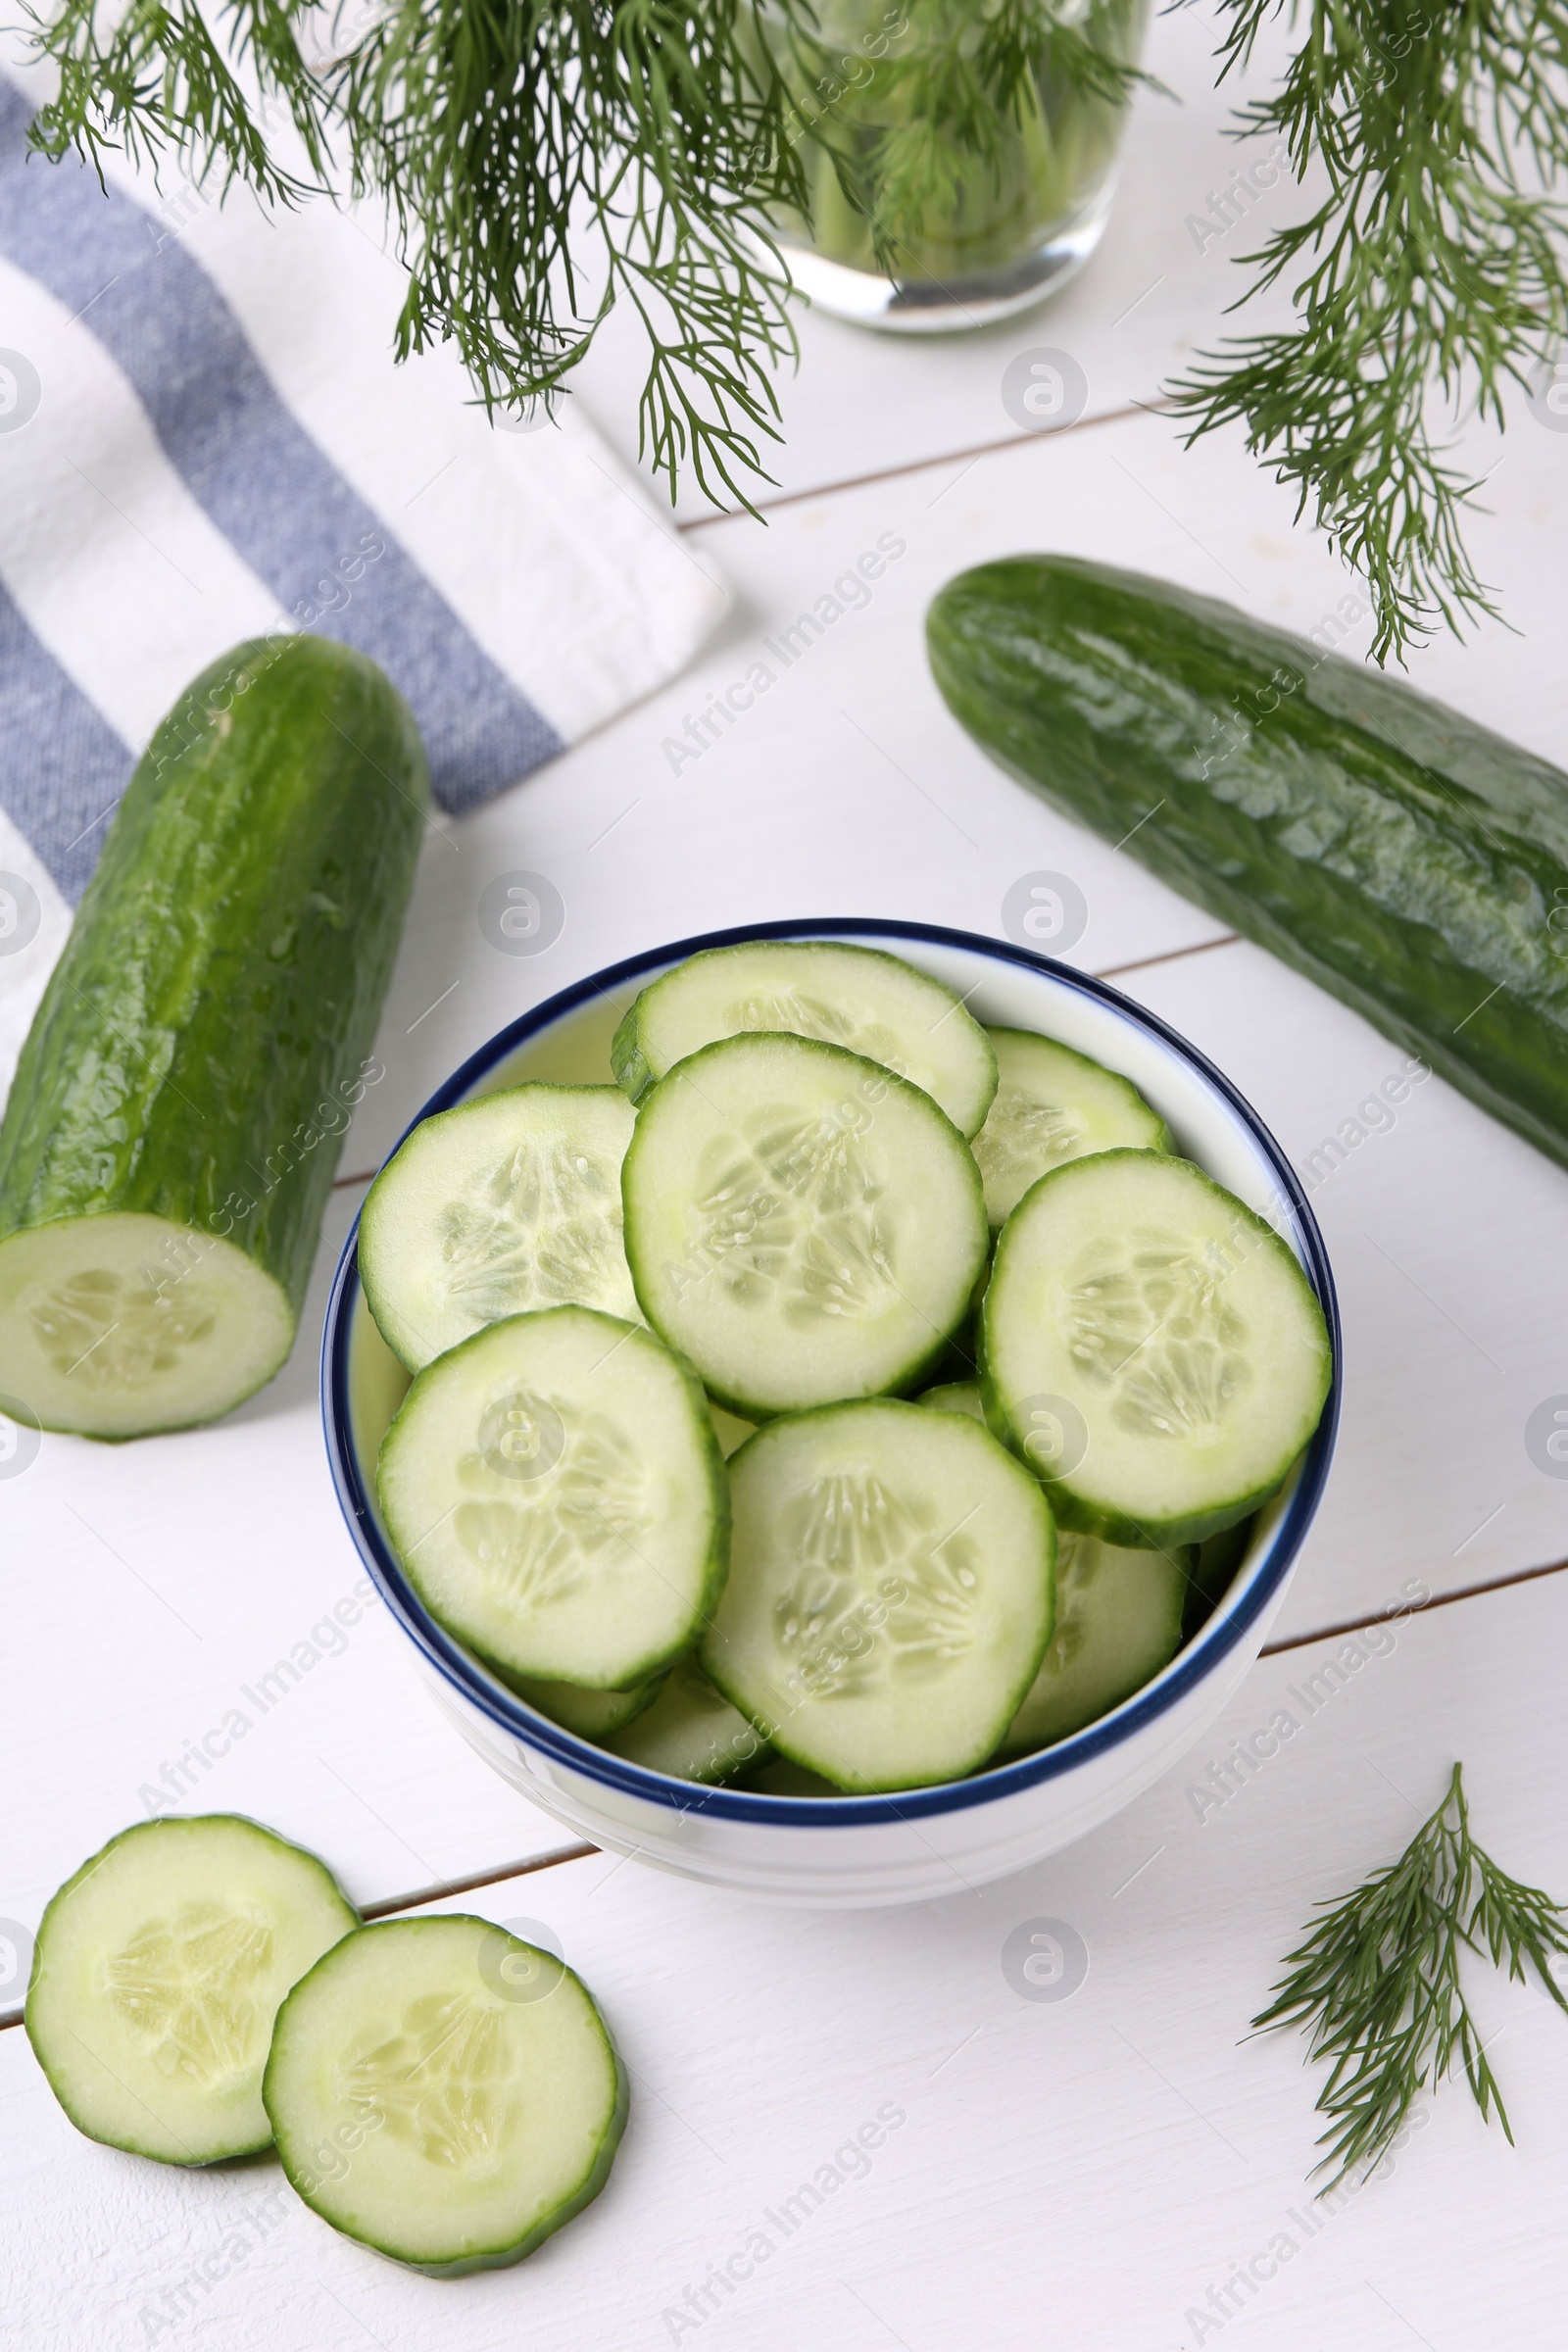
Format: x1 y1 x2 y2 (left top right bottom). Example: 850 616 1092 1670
6 14 1568 2344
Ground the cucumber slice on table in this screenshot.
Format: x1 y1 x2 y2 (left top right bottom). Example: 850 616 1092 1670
622 1032 989 1419
971 1029 1171 1227
0 636 426 1438
361 1085 637 1373
612 940 999 1137
983 1150 1332 1546
25 1815 358 2165
993 1535 1188 1759
376 1305 728 1690
606 1653 769 1784
264 1916 626 2276
702 1399 1054 1792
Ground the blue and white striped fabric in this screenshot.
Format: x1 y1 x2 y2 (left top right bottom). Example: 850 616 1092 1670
0 62 728 945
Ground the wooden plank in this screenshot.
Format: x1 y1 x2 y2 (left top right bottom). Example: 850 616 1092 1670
6 1569 1566 2349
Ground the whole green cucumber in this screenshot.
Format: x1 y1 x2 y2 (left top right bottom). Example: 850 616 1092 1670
927 555 1568 1172
0 635 428 1438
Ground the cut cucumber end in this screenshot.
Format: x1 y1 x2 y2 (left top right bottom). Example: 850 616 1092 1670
25 1815 358 2165
0 1214 294 1439
263 1915 627 2275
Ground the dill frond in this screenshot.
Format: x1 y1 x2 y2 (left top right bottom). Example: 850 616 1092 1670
1254 1761 1568 2189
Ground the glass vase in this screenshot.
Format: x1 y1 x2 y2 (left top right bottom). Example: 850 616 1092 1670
755 0 1149 332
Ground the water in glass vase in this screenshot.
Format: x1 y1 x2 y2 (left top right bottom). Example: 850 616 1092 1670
757 0 1149 331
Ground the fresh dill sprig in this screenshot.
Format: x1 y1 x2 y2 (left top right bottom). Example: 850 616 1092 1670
20 0 1110 512
1253 1761 1568 2190
1169 0 1568 664
25 0 815 509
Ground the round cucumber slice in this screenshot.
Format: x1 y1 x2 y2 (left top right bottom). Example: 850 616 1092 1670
702 1399 1054 1792
263 1915 626 2276
376 1305 728 1690
971 1028 1172 1227
622 1032 989 1419
982 1150 1333 1546
361 1084 638 1373
611 940 999 1136
24 1815 358 2165
0 1212 294 1440
606 1653 769 1784
993 1534 1188 1759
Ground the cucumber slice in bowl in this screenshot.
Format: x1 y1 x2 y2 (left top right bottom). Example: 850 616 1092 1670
264 1915 626 2276
983 1150 1333 1546
993 1535 1188 1759
606 1653 769 1785
612 940 999 1137
971 1029 1172 1228
622 1032 989 1419
702 1400 1054 1792
25 1815 358 2165
376 1305 728 1690
361 1085 637 1373
507 1673 666 1739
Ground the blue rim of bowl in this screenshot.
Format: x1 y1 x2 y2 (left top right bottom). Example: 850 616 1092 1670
322 916 1341 1829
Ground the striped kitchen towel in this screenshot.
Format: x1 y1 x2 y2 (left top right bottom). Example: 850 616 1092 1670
0 65 728 921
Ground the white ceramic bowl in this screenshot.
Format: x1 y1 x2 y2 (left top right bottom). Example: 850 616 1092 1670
322 918 1340 1909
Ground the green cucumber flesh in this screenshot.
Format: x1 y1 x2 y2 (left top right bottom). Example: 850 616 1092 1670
916 1379 985 1418
709 1402 756 1457
25 1814 358 2164
376 1305 728 1690
263 1915 626 2276
612 940 999 1137
993 1534 1187 1758
506 1672 666 1738
361 1085 638 1374
982 1150 1332 1545
0 635 427 1437
1183 1513 1259 1638
701 1399 1054 1792
971 1028 1171 1228
928 554 1568 1175
606 1653 770 1784
621 1031 989 1419
741 1757 844 1797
